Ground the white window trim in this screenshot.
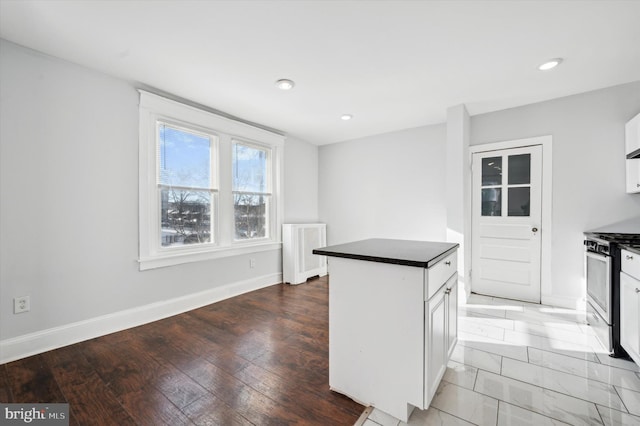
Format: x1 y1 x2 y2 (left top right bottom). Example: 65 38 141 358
138 91 284 270
231 138 274 242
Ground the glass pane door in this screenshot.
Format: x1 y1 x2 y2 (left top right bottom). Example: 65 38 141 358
481 153 532 217
507 154 531 217
481 157 502 216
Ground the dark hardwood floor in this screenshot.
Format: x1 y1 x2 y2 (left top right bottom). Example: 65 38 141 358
0 276 364 425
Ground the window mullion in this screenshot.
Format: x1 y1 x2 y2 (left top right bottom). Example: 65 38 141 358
217 134 234 247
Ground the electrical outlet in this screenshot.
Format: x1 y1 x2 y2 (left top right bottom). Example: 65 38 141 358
249 258 256 268
14 296 30 314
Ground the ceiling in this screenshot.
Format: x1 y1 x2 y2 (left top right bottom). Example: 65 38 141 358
1 1 639 145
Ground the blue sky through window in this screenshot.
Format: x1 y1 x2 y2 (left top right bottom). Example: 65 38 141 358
159 124 211 188
233 143 267 193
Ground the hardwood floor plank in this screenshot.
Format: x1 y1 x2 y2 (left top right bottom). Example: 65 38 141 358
118 385 194 426
234 362 363 423
179 357 308 425
0 279 363 425
5 354 66 402
80 335 163 397
182 393 254 426
151 316 255 372
44 345 136 425
0 365 13 402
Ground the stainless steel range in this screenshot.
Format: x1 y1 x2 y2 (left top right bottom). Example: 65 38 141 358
585 217 640 358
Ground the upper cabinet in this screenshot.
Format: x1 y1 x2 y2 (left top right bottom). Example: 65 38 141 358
626 113 640 193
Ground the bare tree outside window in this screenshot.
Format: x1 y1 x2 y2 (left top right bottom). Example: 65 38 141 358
232 142 270 240
158 123 216 247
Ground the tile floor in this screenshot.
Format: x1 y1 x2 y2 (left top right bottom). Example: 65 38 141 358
356 293 640 426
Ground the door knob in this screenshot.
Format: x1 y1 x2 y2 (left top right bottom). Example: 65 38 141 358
532 227 538 233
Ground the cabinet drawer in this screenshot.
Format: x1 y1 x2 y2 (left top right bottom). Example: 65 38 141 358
622 249 640 280
426 251 457 300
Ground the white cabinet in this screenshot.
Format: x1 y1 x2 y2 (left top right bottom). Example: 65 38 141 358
625 113 640 193
326 248 458 422
424 274 457 406
621 249 640 365
447 276 458 358
282 224 327 284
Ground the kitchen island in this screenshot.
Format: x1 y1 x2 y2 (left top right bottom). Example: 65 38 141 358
313 239 459 422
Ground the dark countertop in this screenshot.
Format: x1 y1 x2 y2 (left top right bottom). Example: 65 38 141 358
621 245 640 256
312 238 459 268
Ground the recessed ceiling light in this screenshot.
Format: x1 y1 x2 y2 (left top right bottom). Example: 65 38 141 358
341 114 353 121
275 79 295 90
538 58 563 71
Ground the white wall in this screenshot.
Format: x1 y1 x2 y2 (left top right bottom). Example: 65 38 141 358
284 136 319 223
0 40 318 359
318 125 447 245
470 81 640 307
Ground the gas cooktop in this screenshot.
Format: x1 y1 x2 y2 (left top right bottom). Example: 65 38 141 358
585 217 640 247
590 234 640 247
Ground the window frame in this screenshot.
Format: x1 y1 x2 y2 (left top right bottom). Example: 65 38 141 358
157 119 219 250
139 91 284 270
231 138 273 243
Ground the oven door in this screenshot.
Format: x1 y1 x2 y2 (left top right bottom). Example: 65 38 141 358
585 250 612 323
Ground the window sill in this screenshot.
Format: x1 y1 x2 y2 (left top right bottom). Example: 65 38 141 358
138 241 282 271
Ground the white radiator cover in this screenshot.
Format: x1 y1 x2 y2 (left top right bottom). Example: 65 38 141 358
282 223 327 285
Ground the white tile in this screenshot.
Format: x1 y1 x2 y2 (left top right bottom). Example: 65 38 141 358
579 323 599 336
459 316 506 340
401 407 475 426
450 343 502 374
595 353 640 372
501 357 626 411
615 386 640 416
522 304 588 324
459 305 507 319
513 319 592 345
465 294 504 306
368 408 401 426
458 331 528 361
505 307 586 328
459 295 519 319
364 420 383 426
460 310 515 331
597 404 640 426
503 328 599 362
528 347 640 392
474 370 603 425
431 381 499 426
497 401 572 425
442 360 478 390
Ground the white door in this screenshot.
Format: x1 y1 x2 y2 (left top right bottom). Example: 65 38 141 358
472 145 542 302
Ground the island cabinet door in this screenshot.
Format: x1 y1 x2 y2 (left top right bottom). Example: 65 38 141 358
425 284 447 407
447 275 458 358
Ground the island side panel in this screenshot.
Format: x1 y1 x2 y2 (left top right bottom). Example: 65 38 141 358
328 257 424 421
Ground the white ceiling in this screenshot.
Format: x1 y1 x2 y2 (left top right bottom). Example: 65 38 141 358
1 1 639 145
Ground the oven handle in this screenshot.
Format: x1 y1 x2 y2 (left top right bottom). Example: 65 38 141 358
585 249 611 258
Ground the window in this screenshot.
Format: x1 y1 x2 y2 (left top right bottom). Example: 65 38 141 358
232 141 270 241
139 91 283 270
159 123 217 247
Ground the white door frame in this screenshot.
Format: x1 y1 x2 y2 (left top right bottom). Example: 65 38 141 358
469 135 553 304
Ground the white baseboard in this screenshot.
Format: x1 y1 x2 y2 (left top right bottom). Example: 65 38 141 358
0 273 281 364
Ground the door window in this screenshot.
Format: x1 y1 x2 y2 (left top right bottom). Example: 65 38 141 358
481 153 532 217
507 154 531 217
481 157 502 216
